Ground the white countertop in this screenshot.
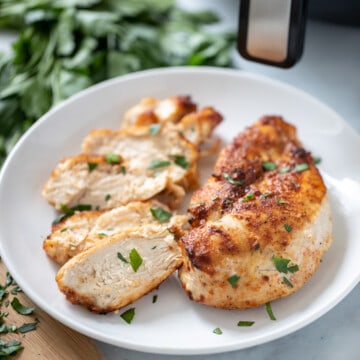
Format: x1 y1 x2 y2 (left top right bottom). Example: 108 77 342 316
2 1 360 358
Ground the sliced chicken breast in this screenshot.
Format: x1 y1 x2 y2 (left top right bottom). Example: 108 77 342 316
178 116 333 309
56 226 183 313
43 126 199 210
44 201 188 265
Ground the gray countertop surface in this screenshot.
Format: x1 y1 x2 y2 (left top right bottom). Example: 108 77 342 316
1 1 360 359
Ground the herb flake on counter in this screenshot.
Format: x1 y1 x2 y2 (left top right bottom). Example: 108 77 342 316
129 248 143 272
0 340 23 357
223 173 244 186
18 319 39 333
10 297 35 315
120 308 135 324
150 207 172 222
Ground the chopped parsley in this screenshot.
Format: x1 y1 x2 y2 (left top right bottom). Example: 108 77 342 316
171 155 189 169
284 223 292 232
105 153 122 164
53 203 92 224
0 340 23 356
120 308 135 324
313 156 322 165
265 302 276 320
278 166 290 174
294 163 309 172
272 256 299 274
282 276 294 288
105 194 111 202
150 207 172 222
88 162 97 172
129 248 143 272
121 166 126 175
149 124 161 136
213 327 223 335
152 295 158 304
117 252 128 263
237 321 255 327
60 228 68 233
147 159 171 170
262 161 276 171
260 192 273 198
97 232 108 238
242 193 255 202
227 274 240 288
18 319 39 333
276 198 288 205
223 172 244 186
10 298 34 315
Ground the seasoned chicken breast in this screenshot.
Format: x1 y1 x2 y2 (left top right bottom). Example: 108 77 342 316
56 226 183 313
44 201 188 265
43 126 199 210
122 96 197 128
178 116 333 309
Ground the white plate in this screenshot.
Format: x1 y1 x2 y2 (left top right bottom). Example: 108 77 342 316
1 67 360 355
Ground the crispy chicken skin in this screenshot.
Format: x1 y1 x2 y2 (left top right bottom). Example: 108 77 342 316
122 96 197 128
56 226 183 313
178 116 333 309
44 201 188 265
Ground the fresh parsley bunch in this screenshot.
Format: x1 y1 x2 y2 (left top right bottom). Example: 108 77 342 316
0 0 235 166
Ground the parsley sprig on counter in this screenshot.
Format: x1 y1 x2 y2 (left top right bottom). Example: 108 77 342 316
0 0 236 167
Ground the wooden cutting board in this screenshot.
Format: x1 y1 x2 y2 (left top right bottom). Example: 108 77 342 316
0 260 103 359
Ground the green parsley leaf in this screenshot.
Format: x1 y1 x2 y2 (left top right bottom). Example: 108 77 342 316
121 166 126 175
313 156 322 165
284 223 292 232
171 155 189 169
278 166 290 174
282 276 294 288
272 255 299 274
117 252 128 263
237 321 255 327
242 193 254 202
213 327 222 335
149 124 161 136
120 308 135 324
223 172 244 185
106 153 121 164
294 163 309 172
152 295 158 303
276 198 288 205
260 192 273 198
11 297 35 315
0 340 23 356
265 302 276 320
60 228 68 233
227 274 240 288
129 248 143 272
88 162 97 172
150 207 172 222
262 161 276 171
18 319 39 333
105 193 111 201
147 159 171 170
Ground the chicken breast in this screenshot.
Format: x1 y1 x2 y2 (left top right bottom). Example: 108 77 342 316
43 126 199 210
178 116 333 309
56 226 183 313
44 201 188 265
122 96 197 128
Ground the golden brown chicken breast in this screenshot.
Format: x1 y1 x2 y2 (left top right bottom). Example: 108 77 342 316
178 116 333 309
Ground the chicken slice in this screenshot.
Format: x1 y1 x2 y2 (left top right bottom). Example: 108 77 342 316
43 126 199 210
122 96 197 128
178 116 333 309
44 201 188 265
56 226 183 313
